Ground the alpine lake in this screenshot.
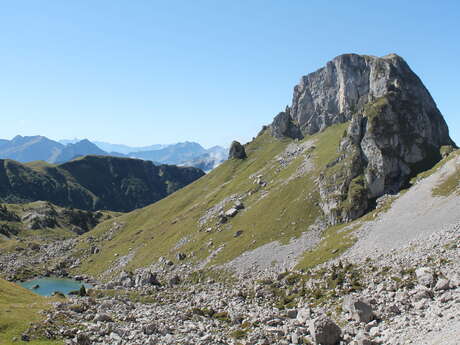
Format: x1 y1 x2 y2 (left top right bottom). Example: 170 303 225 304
19 277 92 296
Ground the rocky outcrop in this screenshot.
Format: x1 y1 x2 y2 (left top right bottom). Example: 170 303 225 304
114 269 160 288
271 108 303 140
272 53 454 139
309 315 342 345
319 87 455 224
228 141 247 159
343 295 374 323
269 53 455 224
415 267 435 287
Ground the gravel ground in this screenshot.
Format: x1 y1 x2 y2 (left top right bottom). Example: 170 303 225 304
346 154 460 260
421 325 460 345
340 154 460 345
224 224 322 275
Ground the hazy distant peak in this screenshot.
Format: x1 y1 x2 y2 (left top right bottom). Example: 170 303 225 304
59 138 81 145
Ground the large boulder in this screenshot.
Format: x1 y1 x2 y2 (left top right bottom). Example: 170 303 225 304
343 295 374 323
309 315 341 345
94 313 113 322
142 323 157 335
116 270 134 288
228 141 247 159
134 270 160 287
413 286 434 301
76 333 91 345
296 307 311 323
415 267 435 287
434 278 450 291
225 208 238 217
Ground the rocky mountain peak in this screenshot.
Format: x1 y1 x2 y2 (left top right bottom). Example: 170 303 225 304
270 53 456 225
271 53 452 139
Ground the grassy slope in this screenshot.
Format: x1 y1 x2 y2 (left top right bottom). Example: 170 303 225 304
0 202 74 253
75 123 349 278
25 161 57 173
0 202 119 254
433 169 460 196
431 151 460 196
296 223 358 269
0 278 61 345
406 148 460 197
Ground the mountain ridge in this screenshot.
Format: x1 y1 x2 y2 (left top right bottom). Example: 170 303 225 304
1 136 227 170
0 155 204 212
270 53 455 224
65 53 457 277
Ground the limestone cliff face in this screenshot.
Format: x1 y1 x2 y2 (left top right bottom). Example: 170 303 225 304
270 53 456 224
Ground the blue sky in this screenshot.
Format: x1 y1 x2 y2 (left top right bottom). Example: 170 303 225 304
0 1 458 147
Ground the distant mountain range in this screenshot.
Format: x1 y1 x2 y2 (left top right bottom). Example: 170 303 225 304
59 139 165 155
138 143 227 171
0 135 105 164
179 146 228 171
0 136 227 171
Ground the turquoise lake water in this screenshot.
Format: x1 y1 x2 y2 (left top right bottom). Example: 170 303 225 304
19 277 92 296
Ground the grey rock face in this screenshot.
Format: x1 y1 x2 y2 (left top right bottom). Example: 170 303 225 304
343 295 374 323
115 269 160 288
309 315 342 345
94 313 113 322
228 141 247 159
117 270 134 288
296 307 311 323
225 208 238 217
271 53 456 225
142 323 157 335
271 109 303 140
274 54 453 140
415 267 435 287
434 278 450 291
134 270 160 287
76 333 91 345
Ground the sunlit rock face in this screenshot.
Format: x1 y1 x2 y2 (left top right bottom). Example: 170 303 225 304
270 53 455 224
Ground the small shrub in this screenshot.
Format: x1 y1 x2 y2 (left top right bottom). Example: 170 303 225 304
230 329 247 339
213 312 230 322
79 285 87 297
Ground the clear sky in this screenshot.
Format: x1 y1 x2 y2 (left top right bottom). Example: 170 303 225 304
0 1 459 148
